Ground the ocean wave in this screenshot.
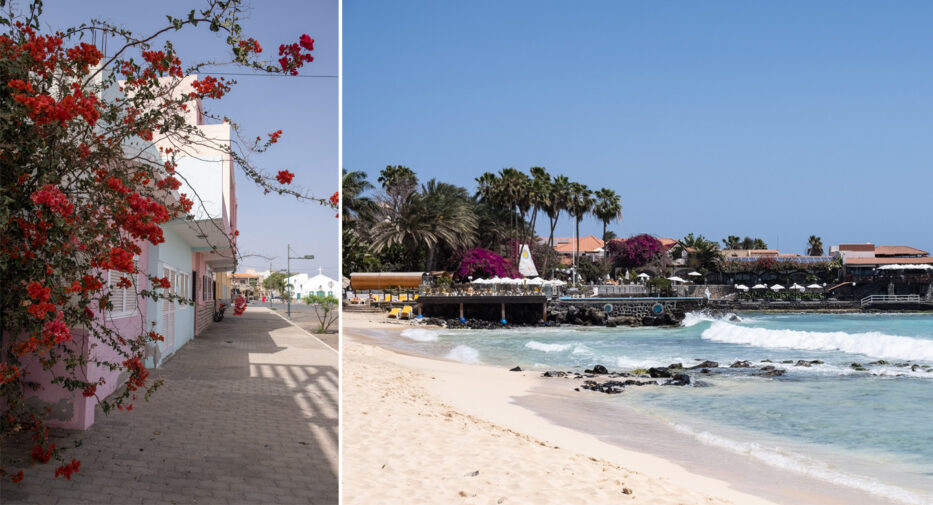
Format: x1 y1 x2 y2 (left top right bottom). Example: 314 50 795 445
572 344 592 356
445 345 480 364
671 423 931 505
682 311 742 328
400 328 440 342
701 321 933 361
525 341 573 353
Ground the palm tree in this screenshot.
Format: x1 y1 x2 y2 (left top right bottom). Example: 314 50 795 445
593 188 622 242
676 233 722 272
369 179 477 271
378 165 418 216
566 182 594 263
525 166 551 247
341 169 376 229
722 235 741 249
807 235 824 256
543 175 571 251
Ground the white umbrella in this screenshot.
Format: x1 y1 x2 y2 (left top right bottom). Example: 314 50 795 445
526 277 545 286
637 273 651 279
735 284 749 291
771 284 785 291
688 271 702 277
752 284 768 289
667 276 687 283
548 279 567 286
472 278 487 284
877 264 933 270
490 276 503 284
789 283 805 292
806 284 823 289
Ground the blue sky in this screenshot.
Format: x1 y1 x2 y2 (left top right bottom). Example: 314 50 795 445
41 0 339 276
344 0 933 255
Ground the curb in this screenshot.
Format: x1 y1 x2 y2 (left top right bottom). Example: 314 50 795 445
264 306 339 354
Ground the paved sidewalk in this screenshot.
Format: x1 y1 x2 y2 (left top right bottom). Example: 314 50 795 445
1 307 338 505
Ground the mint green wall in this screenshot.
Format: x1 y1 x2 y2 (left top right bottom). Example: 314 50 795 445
148 226 194 366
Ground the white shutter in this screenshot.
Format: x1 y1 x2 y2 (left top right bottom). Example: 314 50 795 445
108 271 125 313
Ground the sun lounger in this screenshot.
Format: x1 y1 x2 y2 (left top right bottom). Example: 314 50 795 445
400 305 413 319
383 294 391 302
399 294 408 302
387 308 400 318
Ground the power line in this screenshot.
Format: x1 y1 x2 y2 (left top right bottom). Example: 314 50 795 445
207 72 338 78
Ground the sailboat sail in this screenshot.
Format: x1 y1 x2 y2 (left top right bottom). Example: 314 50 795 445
518 244 538 277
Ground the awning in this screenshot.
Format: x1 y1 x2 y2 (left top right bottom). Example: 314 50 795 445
350 272 425 290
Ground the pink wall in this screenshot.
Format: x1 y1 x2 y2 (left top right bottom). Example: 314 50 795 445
20 246 149 430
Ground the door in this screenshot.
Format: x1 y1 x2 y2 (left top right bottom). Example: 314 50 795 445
161 265 176 353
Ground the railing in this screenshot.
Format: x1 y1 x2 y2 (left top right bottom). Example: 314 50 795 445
860 294 922 307
597 285 647 296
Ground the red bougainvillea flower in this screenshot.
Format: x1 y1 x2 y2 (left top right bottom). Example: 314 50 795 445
329 191 339 206
31 185 74 217
43 312 72 344
276 170 294 185
31 443 54 464
12 470 24 483
26 281 51 302
53 459 80 480
233 295 248 316
82 385 96 397
268 129 282 143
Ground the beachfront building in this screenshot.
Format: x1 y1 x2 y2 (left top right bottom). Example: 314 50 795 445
550 235 605 265
829 244 933 297
288 268 339 299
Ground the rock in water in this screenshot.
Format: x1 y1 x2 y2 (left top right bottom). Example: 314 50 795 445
648 367 672 378
689 360 719 369
730 360 752 368
509 366 522 372
588 364 608 374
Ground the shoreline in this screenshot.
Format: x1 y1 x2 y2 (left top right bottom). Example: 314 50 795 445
341 312 904 505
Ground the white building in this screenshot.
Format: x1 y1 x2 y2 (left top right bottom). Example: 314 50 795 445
287 268 339 299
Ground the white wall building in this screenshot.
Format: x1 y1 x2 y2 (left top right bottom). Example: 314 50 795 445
288 268 338 299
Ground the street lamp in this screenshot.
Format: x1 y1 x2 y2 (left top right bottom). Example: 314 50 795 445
287 244 314 319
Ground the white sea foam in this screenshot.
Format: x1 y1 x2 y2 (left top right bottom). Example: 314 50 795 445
671 423 932 505
400 328 440 342
701 321 933 361
445 345 480 364
614 355 693 370
525 341 573 353
682 311 742 327
572 344 592 356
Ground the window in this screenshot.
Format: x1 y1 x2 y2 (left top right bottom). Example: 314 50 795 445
108 265 138 318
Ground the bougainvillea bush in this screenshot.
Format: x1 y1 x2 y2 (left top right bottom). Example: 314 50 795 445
0 0 334 482
456 248 520 280
606 234 665 269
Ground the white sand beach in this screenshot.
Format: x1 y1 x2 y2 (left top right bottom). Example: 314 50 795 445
341 311 784 505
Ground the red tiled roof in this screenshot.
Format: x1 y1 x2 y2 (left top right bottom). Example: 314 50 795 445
553 236 604 254
874 245 929 257
838 243 875 252
845 257 933 265
657 238 677 250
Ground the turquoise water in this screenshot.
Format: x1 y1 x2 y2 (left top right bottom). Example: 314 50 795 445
376 312 933 504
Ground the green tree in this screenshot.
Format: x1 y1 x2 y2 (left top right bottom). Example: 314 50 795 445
673 234 722 273
593 188 623 242
722 235 741 249
263 272 290 298
807 235 824 256
302 294 339 333
342 169 376 229
567 182 594 262
369 179 477 271
542 175 571 271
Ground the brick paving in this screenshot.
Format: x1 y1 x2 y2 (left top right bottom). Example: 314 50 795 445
1 307 338 505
